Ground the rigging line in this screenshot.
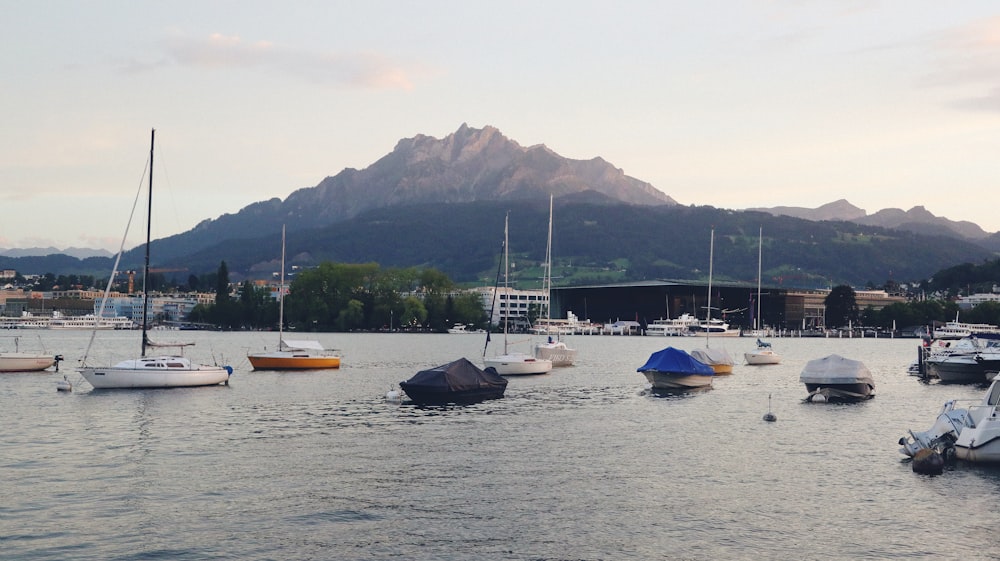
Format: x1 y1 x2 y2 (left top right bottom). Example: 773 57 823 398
81 154 149 365
482 233 506 358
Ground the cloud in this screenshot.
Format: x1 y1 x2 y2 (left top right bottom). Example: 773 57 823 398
124 32 419 90
924 16 1000 111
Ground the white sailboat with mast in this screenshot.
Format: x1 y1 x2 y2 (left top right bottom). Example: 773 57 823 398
78 129 233 389
484 213 552 376
745 227 781 365
533 195 577 366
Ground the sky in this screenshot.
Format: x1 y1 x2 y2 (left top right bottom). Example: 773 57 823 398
3 1 1000 253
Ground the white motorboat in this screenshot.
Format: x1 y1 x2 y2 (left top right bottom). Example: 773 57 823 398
898 374 1000 462
532 195 576 367
800 354 875 402
924 335 1000 384
744 339 782 365
448 323 485 334
483 213 552 376
953 375 1000 463
78 130 233 389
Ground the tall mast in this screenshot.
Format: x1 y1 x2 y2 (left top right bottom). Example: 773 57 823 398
705 227 714 346
141 128 154 357
503 212 510 354
544 194 553 321
278 224 286 346
756 226 763 332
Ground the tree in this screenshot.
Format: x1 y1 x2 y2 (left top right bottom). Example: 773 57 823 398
215 261 231 304
825 284 858 328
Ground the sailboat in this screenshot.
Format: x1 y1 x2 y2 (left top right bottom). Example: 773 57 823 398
745 227 781 365
77 129 233 389
0 336 61 372
483 213 553 376
248 226 341 370
533 195 577 367
689 227 735 374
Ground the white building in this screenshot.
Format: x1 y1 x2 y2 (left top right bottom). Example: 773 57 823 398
957 290 1000 309
473 286 548 328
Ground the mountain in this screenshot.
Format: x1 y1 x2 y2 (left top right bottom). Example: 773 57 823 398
147 123 676 265
0 247 114 259
748 199 867 222
155 198 994 290
751 200 994 245
2 125 998 289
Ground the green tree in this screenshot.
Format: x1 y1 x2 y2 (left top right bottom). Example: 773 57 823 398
215 261 231 304
825 284 858 328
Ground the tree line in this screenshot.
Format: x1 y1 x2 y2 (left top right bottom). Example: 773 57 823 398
187 261 488 332
824 284 1000 330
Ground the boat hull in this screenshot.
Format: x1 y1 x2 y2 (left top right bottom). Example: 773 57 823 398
247 353 341 370
954 435 1000 463
803 382 874 402
744 350 782 365
398 385 505 405
533 342 577 367
483 354 552 375
641 370 713 390
927 356 1000 384
79 356 231 389
0 354 57 372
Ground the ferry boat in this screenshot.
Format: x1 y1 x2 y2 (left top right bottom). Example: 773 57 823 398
645 314 699 336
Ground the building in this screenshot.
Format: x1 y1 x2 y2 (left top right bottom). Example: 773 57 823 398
551 281 906 331
473 285 547 330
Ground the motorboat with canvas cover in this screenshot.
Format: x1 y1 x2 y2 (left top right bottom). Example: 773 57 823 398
690 347 735 374
800 354 874 402
400 357 508 405
637 347 715 390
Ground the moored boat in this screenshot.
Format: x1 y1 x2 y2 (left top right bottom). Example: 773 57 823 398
532 195 577 367
690 347 735 374
745 339 782 365
0 337 61 372
923 335 1000 384
77 130 232 390
483 213 552 376
800 354 874 402
637 346 714 390
953 374 1000 462
248 226 341 371
399 357 507 405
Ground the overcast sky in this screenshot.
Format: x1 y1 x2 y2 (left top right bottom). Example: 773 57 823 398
3 1 999 253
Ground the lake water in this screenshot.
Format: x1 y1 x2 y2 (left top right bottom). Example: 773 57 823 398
2 330 999 560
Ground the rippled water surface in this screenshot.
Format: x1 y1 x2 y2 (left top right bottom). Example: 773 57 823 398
3 331 1000 560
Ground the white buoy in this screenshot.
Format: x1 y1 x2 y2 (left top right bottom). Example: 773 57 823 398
763 393 777 422
56 375 72 392
385 388 401 403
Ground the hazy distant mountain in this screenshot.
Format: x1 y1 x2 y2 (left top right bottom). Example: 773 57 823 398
748 199 868 222
0 247 114 259
750 199 994 244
